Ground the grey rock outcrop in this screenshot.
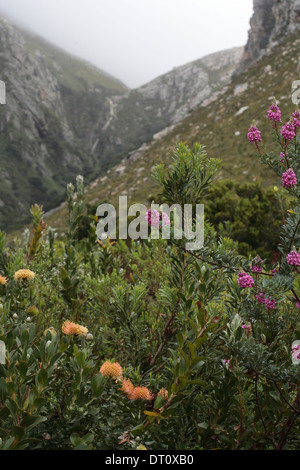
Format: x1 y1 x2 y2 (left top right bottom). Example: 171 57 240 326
134 47 243 125
98 47 243 163
239 0 300 72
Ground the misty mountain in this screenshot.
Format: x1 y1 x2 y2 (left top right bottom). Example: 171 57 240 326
40 0 300 234
0 15 242 231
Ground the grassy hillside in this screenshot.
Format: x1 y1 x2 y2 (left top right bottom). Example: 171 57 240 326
23 32 127 93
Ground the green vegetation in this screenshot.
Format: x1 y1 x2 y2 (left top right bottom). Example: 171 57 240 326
204 180 291 259
1 96 300 449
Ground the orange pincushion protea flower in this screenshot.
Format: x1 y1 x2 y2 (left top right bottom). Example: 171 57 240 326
14 269 35 280
61 320 88 336
158 387 168 400
120 378 135 397
130 386 153 401
100 361 123 379
0 275 8 285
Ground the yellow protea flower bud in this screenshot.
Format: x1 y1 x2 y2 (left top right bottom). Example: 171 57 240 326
100 361 123 379
14 269 35 280
44 327 57 337
26 305 39 316
157 387 168 400
137 444 147 450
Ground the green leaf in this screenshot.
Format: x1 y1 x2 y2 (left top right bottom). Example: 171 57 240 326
194 335 208 349
5 397 19 419
235 326 242 341
75 351 86 368
187 341 197 359
91 373 104 396
37 368 48 386
0 377 7 401
1 437 15 450
188 379 207 386
21 415 47 432
0 405 9 419
197 422 208 430
0 341 6 365
18 361 28 377
153 394 164 409
178 375 188 388
12 426 24 440
190 358 205 371
177 331 184 347
130 424 144 436
269 391 281 403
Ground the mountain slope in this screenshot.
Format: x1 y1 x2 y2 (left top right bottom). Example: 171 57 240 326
0 16 128 231
41 27 300 234
99 47 243 161
0 15 243 232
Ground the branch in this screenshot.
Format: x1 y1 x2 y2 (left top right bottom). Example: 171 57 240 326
254 374 276 449
276 387 300 450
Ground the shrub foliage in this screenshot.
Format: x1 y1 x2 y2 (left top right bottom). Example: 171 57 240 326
0 101 300 450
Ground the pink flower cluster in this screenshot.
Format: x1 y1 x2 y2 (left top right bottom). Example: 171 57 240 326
223 359 231 367
267 103 281 122
242 324 251 330
292 344 300 361
282 168 297 188
255 292 276 310
292 110 300 128
145 209 171 228
293 297 300 309
287 250 300 266
280 152 289 163
281 122 296 141
237 271 254 288
247 125 262 143
251 256 263 273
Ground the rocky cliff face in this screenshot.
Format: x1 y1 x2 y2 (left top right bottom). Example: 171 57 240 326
240 0 300 71
130 47 243 125
0 16 127 230
96 47 243 165
0 15 242 231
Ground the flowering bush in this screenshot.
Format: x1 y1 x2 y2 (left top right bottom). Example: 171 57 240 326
0 101 299 450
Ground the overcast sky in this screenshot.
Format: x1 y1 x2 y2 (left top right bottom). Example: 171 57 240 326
0 0 253 88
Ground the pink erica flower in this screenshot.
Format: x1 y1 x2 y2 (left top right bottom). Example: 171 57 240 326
237 271 254 288
282 169 297 188
287 250 300 266
267 103 281 122
292 110 300 128
281 121 296 141
247 125 262 143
